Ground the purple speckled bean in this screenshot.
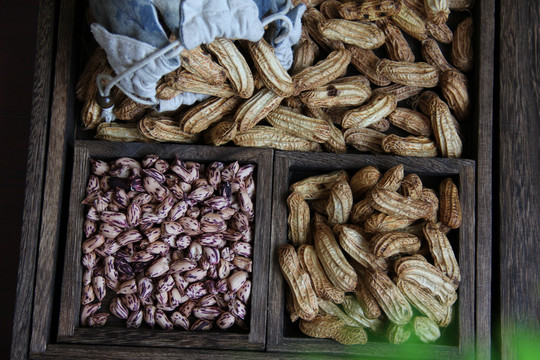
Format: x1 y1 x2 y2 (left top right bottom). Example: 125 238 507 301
138 276 153 300
190 319 213 331
144 305 156 327
176 235 191 250
142 168 166 183
197 233 225 248
155 310 174 330
91 159 109 176
126 310 143 329
185 268 207 283
154 159 169 173
170 311 190 330
122 293 141 312
203 246 220 265
109 298 129 319
193 306 222 320
179 300 196 317
228 299 247 320
82 252 97 270
157 274 175 293
216 311 235 330
81 302 102 326
142 154 159 168
186 282 208 300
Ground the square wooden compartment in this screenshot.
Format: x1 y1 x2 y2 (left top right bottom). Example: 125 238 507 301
267 151 476 358
57 140 273 351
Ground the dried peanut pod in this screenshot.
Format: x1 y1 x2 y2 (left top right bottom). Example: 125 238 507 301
286 289 300 322
165 69 237 98
323 118 348 154
347 45 391 86
375 164 405 192
247 39 294 97
371 231 421 258
382 134 439 157
205 38 254 98
424 0 450 24
180 96 242 134
310 198 328 216
320 0 342 19
452 17 474 72
292 49 351 95
336 224 388 273
369 187 433 221
350 166 381 200
138 117 199 143
283 96 303 110
339 0 402 21
368 271 413 325
364 213 415 234
277 244 318 321
344 127 386 154
113 97 150 121
233 125 321 152
399 263 457 305
290 33 320 75
354 272 381 319
422 38 455 72
369 118 391 132
203 118 237 146
96 122 149 142
299 76 372 108
334 325 369 345
439 178 462 229
180 46 227 85
234 88 284 132
397 278 453 327
342 295 385 333
319 19 386 50
414 316 441 342
290 170 349 200
377 59 439 88
314 220 357 292
440 70 470 121
287 192 311 246
378 19 415 62
317 298 359 327
391 3 429 40
427 22 453 44
373 85 421 103
299 314 345 340
326 180 353 224
427 94 462 158
342 93 397 129
422 188 439 222
302 8 345 52
266 106 331 143
156 81 182 100
401 174 424 200
350 199 376 224
448 0 474 10
387 323 412 344
403 0 428 15
414 90 439 115
387 108 432 136
77 48 108 101
297 245 345 303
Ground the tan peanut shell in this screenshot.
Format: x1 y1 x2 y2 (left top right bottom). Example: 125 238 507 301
205 38 254 98
344 127 386 154
448 0 474 10
422 188 440 222
318 298 360 327
350 166 381 200
299 314 344 339
387 323 412 344
354 272 382 319
376 164 405 192
423 221 461 288
299 77 372 108
96 122 149 143
180 96 242 134
427 22 453 44
369 187 433 221
286 289 300 322
424 0 450 25
290 170 349 200
372 84 423 102
297 245 345 303
382 134 439 157
336 225 388 272
234 88 284 132
322 118 348 154
440 70 470 121
371 231 421 258
166 70 237 98
203 118 238 146
319 19 386 50
326 180 354 224
350 199 376 224
292 49 351 95
364 213 415 234
179 46 227 85
422 38 455 72
290 33 320 75
369 118 391 132
156 81 181 100
387 108 432 136
247 39 294 97
413 316 441 343
266 106 331 143
314 220 357 292
376 59 439 88
342 295 386 333
287 192 311 246
138 117 199 143
342 93 397 129
339 0 402 21
277 244 318 321
427 94 463 158
368 271 413 325
233 125 321 152
319 0 342 19
113 97 149 121
76 48 108 101
378 19 415 62
302 8 345 52
439 178 462 229
402 173 424 200
82 96 103 130
346 45 391 86
391 3 429 41
452 17 474 72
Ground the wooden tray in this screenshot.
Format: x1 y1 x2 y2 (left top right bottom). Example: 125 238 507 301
56 141 273 350
267 151 476 358
11 0 494 358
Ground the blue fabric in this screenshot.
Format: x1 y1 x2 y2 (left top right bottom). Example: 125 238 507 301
152 0 181 35
252 0 287 18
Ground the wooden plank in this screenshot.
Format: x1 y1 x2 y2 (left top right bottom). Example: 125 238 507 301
474 0 495 358
10 0 57 358
268 152 475 358
29 0 76 352
498 0 540 359
57 141 273 350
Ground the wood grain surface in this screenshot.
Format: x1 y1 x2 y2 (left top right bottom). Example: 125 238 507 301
498 0 540 359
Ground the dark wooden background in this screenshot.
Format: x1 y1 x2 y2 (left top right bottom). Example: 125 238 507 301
0 0 538 359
